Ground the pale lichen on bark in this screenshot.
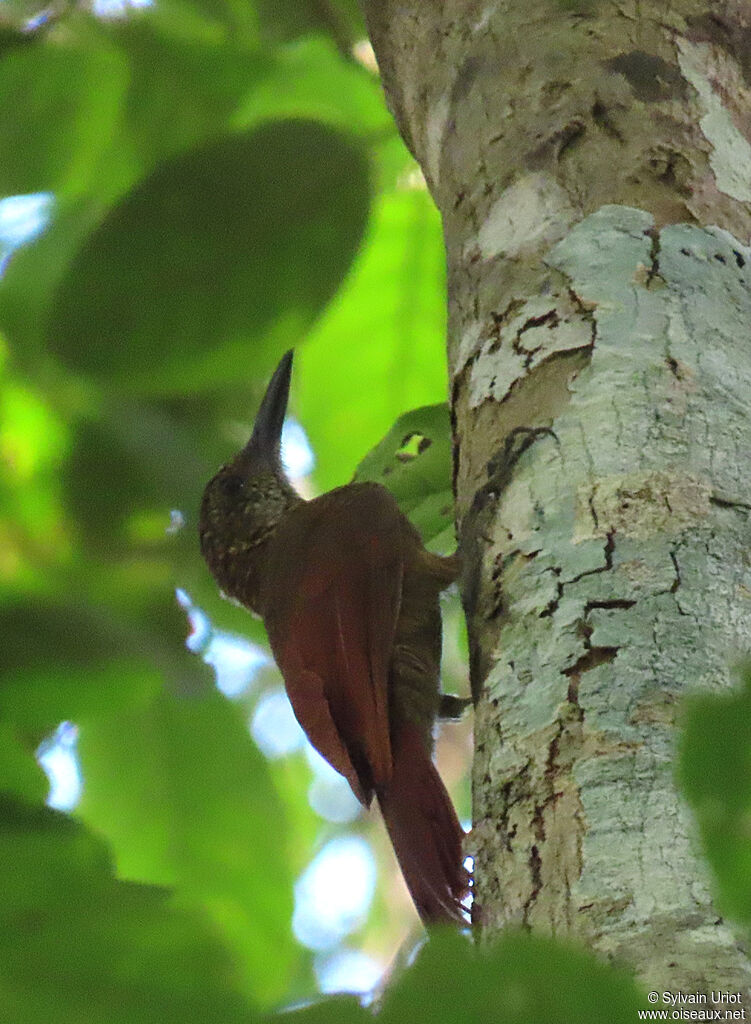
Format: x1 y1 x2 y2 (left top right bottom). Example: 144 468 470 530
469 207 751 995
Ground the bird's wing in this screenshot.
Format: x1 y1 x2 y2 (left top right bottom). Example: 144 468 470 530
262 484 403 805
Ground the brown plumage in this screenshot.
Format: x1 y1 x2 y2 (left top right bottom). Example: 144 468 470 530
199 351 469 924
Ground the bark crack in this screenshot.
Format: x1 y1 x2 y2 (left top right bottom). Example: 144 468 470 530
523 842 543 923
497 763 532 854
588 486 600 530
566 287 598 346
644 225 666 288
513 309 561 368
539 531 616 620
522 719 567 926
710 493 751 512
669 549 681 594
560 539 632 702
573 529 616 579
564 646 619 701
591 97 624 142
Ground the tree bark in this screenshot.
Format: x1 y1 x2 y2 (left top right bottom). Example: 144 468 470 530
363 0 751 1001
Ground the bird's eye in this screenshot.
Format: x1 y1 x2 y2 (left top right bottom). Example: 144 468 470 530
221 474 244 496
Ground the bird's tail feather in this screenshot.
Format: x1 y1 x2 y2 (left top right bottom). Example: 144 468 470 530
377 722 469 924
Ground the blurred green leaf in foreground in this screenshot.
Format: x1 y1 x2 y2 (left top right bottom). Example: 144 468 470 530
679 665 751 928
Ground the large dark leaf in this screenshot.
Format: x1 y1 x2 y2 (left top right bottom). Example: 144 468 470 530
48 120 370 393
0 597 161 733
76 686 299 1004
0 795 256 1024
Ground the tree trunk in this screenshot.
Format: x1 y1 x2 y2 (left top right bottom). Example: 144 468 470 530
363 0 751 1001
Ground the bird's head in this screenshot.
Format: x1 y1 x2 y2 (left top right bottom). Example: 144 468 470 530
199 349 300 581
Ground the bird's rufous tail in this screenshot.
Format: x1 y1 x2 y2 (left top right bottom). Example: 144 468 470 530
377 722 469 925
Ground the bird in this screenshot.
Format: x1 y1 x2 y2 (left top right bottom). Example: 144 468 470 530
199 350 469 924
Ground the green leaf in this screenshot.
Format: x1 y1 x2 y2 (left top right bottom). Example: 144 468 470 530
678 667 751 926
268 993 371 1023
0 196 103 363
297 188 447 491
119 0 258 43
63 400 212 548
256 0 364 48
0 597 162 734
379 930 648 1024
57 394 277 639
47 120 370 393
0 795 256 1024
1 658 161 737
0 36 127 198
0 723 47 803
109 22 271 175
354 404 454 549
233 36 390 138
76 685 300 1005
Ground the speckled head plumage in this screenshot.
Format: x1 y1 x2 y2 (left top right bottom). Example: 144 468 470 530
199 350 301 609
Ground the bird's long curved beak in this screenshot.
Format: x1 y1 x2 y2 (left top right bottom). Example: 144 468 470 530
243 349 294 463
